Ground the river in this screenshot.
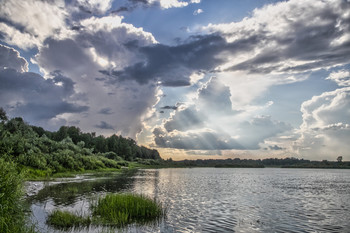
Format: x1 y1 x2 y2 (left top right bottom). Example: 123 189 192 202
26 168 350 232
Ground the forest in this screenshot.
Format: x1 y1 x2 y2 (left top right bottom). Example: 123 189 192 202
0 108 160 176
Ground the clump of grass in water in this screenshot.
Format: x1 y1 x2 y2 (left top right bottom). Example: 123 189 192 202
47 210 91 229
91 193 165 226
47 193 165 229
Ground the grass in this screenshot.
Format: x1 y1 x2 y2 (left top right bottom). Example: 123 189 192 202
0 158 36 233
92 193 165 226
47 193 166 229
47 210 91 229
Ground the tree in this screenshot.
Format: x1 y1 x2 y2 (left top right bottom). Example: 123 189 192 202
0 107 8 122
337 156 343 163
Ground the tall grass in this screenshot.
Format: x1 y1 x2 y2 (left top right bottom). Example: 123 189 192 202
47 210 91 229
91 193 165 226
0 158 35 233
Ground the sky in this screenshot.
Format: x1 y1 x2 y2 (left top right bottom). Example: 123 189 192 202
0 0 350 161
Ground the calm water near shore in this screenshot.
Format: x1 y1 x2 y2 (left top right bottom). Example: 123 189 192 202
26 168 350 232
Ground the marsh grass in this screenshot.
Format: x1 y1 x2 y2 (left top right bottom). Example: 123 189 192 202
91 193 165 226
0 158 36 233
47 193 165 229
47 210 91 229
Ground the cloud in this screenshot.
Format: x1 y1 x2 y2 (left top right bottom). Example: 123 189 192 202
203 0 350 75
116 0 200 12
153 127 244 150
197 77 235 114
152 77 291 150
0 46 88 129
0 0 68 49
76 0 113 14
193 9 203 15
104 34 253 86
33 15 159 137
164 107 204 132
95 121 115 130
0 44 28 72
160 105 178 110
326 70 350 87
98 107 114 115
296 86 350 160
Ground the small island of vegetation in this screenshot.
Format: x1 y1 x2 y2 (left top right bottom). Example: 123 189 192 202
47 193 165 229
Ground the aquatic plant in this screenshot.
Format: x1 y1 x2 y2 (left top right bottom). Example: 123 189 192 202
91 193 165 226
47 210 91 229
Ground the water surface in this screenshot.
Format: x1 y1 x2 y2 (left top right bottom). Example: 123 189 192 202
27 168 350 232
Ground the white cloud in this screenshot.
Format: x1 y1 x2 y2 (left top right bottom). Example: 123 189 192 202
0 0 67 49
193 9 203 15
33 15 159 138
296 86 350 160
326 70 350 87
152 77 291 150
202 0 350 75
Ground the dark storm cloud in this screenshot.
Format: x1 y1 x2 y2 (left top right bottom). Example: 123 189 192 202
218 0 350 74
0 44 28 72
98 107 114 115
95 121 115 130
153 127 244 150
0 46 88 125
102 34 258 86
160 105 178 110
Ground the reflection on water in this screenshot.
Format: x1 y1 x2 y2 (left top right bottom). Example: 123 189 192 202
27 168 350 232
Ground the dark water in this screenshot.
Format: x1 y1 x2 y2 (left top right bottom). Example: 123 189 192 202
27 168 350 232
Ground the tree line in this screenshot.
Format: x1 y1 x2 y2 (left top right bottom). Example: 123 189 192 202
0 108 160 175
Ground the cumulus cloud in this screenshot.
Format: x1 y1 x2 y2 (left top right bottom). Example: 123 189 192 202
0 46 88 129
203 0 350 74
153 77 291 150
296 86 350 160
326 70 350 87
104 34 253 86
33 15 159 137
0 44 28 72
0 0 68 49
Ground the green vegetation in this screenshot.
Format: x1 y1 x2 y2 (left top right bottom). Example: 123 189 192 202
0 159 34 233
47 193 165 229
92 193 165 226
47 210 91 229
0 108 161 179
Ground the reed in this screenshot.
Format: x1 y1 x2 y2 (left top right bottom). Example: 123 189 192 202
91 193 165 226
0 158 35 233
47 210 91 229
